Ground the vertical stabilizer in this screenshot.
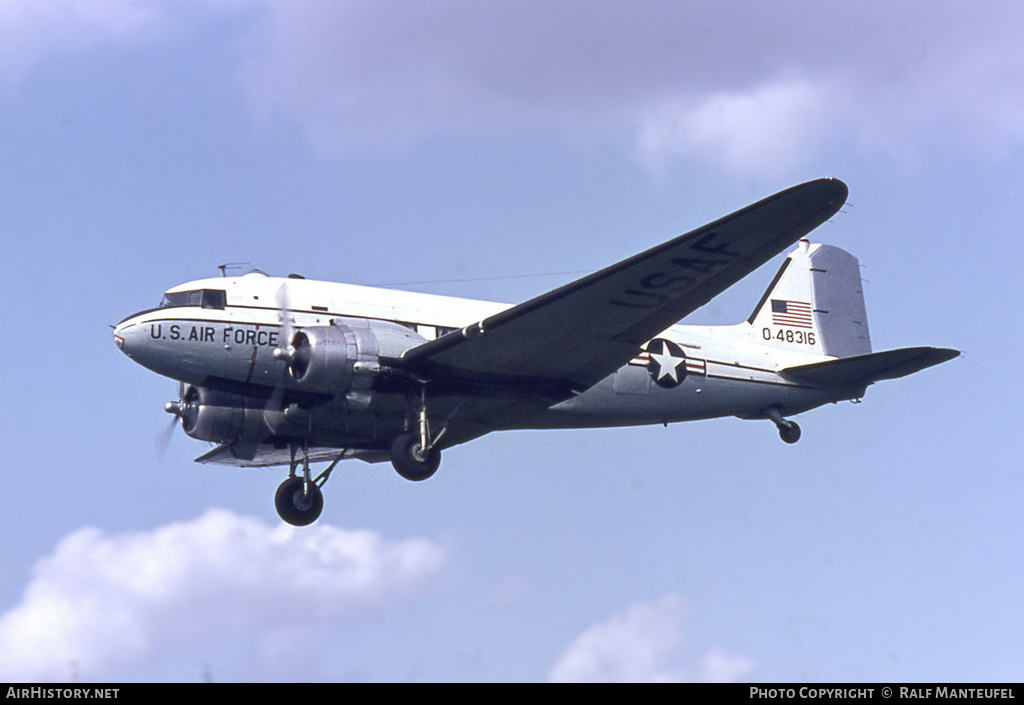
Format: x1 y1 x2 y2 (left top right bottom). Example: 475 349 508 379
747 240 871 358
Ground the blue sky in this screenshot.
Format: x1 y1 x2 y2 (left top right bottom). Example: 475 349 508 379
0 0 1020 683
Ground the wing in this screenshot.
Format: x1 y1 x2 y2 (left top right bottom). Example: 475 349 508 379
194 444 391 467
395 178 848 396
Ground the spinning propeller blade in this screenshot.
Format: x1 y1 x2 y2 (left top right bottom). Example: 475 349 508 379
268 281 297 412
154 382 188 460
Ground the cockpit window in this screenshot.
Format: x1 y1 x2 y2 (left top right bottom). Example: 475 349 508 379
201 289 226 309
160 291 187 308
160 289 227 309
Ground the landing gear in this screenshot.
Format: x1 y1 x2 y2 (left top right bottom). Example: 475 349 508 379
778 420 801 444
274 445 343 526
764 406 801 444
390 432 441 481
275 476 323 526
390 385 447 481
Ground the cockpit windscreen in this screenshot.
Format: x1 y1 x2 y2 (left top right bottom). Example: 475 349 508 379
160 289 226 309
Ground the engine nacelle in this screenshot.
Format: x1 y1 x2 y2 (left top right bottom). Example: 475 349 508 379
282 319 426 394
180 385 266 445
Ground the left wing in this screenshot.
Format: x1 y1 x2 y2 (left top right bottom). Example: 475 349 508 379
395 178 848 396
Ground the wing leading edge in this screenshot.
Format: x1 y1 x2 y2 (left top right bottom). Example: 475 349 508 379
396 178 849 395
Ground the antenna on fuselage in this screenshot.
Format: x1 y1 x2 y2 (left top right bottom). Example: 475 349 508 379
217 262 249 277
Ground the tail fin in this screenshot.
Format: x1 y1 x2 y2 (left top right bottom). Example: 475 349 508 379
747 240 871 358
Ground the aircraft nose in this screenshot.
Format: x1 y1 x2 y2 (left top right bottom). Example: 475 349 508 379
113 320 135 357
113 315 146 359
112 312 192 381
113 323 125 350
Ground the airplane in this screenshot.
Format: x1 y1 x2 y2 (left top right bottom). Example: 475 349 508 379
113 178 958 526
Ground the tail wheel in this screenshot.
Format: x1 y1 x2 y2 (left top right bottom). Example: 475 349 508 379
275 476 324 526
763 406 801 445
390 432 441 481
778 421 801 444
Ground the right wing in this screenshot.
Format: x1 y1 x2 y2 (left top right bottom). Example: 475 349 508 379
194 444 391 467
396 178 849 396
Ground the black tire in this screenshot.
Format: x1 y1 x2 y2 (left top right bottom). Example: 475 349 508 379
390 432 441 481
779 421 801 444
275 476 324 526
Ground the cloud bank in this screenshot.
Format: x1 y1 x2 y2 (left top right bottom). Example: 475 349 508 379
241 0 1024 171
548 595 755 683
3 1 1024 173
0 509 445 682
0 0 173 82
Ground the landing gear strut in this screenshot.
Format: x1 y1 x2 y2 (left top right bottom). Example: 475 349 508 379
390 386 445 481
764 406 801 444
274 445 342 526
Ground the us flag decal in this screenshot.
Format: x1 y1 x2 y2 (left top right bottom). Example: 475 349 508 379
771 299 813 328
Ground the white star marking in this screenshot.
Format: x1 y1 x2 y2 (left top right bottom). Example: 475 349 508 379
650 347 684 383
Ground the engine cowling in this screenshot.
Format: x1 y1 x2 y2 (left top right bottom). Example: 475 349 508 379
179 385 266 445
280 319 427 394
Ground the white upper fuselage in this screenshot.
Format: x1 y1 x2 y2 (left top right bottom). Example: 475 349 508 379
114 271 845 430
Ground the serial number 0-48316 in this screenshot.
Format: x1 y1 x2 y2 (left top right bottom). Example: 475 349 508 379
762 327 816 345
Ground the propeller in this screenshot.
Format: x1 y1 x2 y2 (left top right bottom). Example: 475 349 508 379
153 414 178 459
271 279 314 377
154 381 190 459
268 281 300 413
272 282 297 366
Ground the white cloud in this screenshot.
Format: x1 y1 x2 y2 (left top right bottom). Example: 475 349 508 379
547 595 755 683
635 78 837 177
0 509 445 682
238 1 1024 171
0 0 252 83
0 0 165 82
5 1 1024 172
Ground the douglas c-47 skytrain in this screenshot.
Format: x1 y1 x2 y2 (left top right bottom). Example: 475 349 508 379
114 179 958 525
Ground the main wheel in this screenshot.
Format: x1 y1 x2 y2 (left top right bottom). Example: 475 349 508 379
778 421 801 444
275 476 324 526
390 432 441 481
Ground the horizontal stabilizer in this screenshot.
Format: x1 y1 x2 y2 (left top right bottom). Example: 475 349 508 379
779 347 959 388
